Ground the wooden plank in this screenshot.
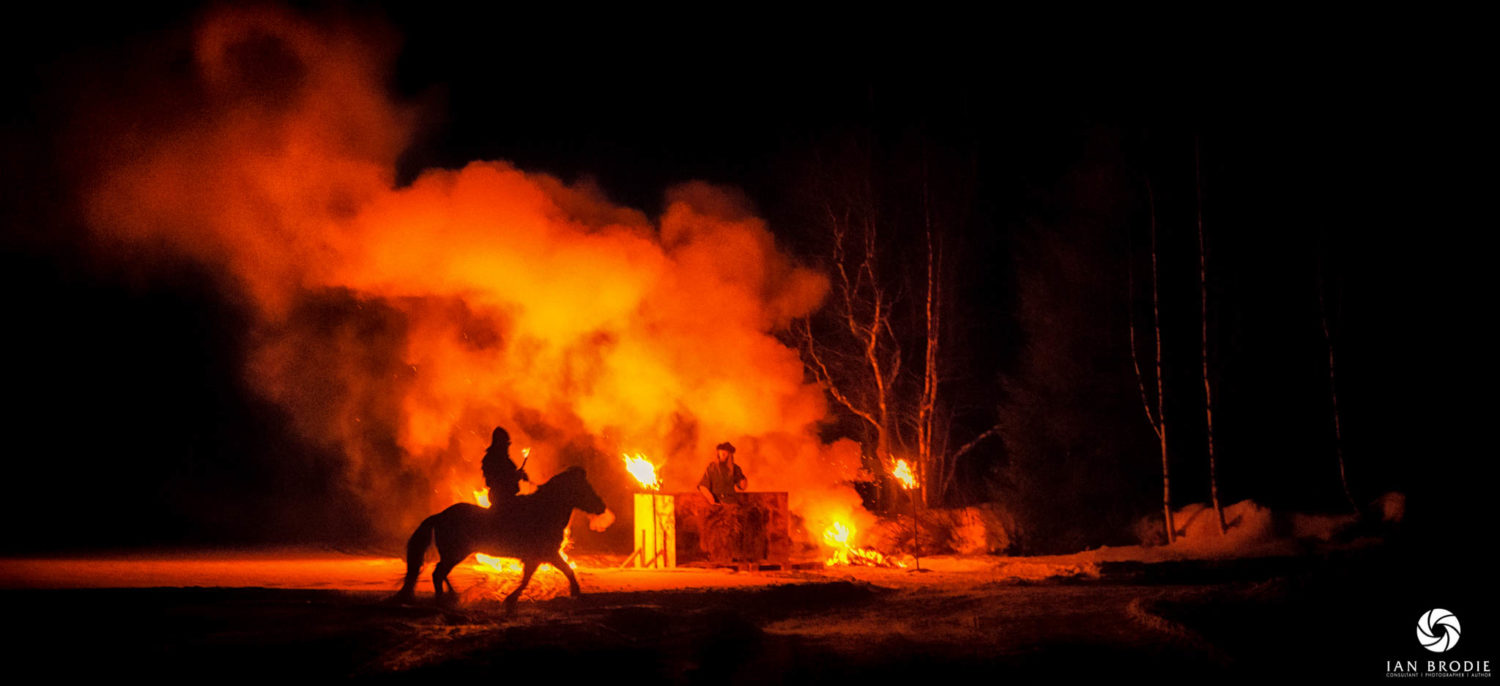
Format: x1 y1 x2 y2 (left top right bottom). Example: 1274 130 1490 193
670 492 789 565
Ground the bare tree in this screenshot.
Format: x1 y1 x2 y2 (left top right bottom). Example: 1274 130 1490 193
795 190 899 471
1319 268 1358 513
794 138 998 509
916 150 1001 506
916 163 940 506
1128 180 1175 544
1196 138 1228 534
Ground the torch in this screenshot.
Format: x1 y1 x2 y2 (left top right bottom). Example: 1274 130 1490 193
621 453 674 569
890 458 924 572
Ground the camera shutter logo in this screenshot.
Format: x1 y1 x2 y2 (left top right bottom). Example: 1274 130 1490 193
1417 609 1462 653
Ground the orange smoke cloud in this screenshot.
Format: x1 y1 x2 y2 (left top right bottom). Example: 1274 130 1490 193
79 6 857 543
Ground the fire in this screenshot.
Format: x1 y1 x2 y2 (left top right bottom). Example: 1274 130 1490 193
558 525 576 568
622 452 661 491
474 488 490 508
77 6 866 547
473 553 516 573
890 458 918 490
468 525 578 600
821 520 905 568
472 525 576 574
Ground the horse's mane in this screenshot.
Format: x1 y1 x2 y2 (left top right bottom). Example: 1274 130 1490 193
532 465 586 498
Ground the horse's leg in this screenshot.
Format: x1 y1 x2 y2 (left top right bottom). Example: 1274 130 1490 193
432 557 460 601
503 559 539 609
549 552 583 597
396 514 439 602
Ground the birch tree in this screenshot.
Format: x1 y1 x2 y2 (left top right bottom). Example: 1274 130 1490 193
1196 138 1228 534
793 137 997 509
1319 268 1357 513
1128 180 1175 544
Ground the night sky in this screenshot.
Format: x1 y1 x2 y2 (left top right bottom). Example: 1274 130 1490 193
1 5 1488 555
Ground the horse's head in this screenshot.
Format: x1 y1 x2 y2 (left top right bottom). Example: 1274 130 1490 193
552 466 614 531
545 465 610 518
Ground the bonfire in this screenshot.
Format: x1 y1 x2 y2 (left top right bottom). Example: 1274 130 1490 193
822 519 906 568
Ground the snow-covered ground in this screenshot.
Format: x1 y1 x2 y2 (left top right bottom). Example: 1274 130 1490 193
0 536 1439 682
0 497 1431 680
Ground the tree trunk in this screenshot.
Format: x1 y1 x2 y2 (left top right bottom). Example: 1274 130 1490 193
918 158 941 508
1320 272 1358 514
1131 180 1174 544
1196 137 1227 535
797 203 898 493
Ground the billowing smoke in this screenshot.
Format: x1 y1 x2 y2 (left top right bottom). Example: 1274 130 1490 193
79 5 866 545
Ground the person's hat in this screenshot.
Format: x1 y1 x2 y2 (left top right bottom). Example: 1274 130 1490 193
716 441 736 454
490 426 511 446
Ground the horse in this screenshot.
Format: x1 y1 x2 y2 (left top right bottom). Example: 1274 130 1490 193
395 466 612 606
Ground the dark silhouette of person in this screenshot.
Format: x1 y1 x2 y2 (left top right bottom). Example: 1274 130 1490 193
481 426 528 514
697 441 747 504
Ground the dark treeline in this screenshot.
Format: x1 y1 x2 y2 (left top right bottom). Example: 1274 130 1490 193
761 63 1477 552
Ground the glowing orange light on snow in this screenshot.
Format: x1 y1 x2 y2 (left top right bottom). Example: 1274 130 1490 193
821 519 905 568
473 553 516 573
622 452 661 491
471 526 577 581
890 458 918 490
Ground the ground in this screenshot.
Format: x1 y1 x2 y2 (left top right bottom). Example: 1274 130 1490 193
3 543 1461 682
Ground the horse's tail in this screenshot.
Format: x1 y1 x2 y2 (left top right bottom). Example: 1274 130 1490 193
395 513 440 600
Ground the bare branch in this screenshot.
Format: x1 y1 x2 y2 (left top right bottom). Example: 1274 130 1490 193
799 317 881 433
1126 210 1162 439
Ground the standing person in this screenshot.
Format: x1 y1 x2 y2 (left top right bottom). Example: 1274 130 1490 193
481 426 528 514
697 441 748 504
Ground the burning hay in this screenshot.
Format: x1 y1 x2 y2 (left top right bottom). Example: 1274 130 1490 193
822 520 906 569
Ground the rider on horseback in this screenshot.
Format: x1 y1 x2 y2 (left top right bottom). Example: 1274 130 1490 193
481 426 528 515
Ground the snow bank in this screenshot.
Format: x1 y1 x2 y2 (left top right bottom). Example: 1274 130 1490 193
1072 494 1403 563
871 504 1017 556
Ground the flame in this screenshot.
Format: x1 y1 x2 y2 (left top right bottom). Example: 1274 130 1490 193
822 520 853 547
74 6 873 546
468 524 579 601
558 525 576 569
821 519 905 568
890 458 918 490
474 488 490 509
471 525 576 574
622 452 661 491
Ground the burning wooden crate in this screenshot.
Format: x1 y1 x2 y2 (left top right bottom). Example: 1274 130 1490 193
630 492 790 568
632 492 676 568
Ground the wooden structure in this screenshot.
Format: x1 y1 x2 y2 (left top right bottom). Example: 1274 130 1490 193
632 493 675 568
628 492 790 568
